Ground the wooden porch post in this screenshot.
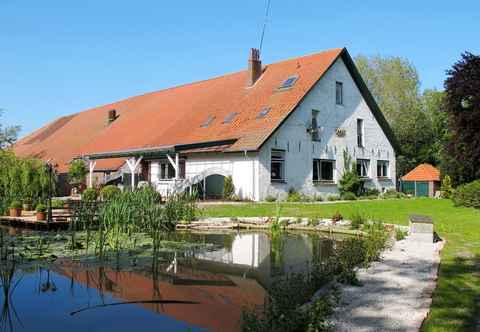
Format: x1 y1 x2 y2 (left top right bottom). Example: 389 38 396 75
203 176 206 200
126 157 143 191
175 153 179 180
166 153 179 180
88 160 97 188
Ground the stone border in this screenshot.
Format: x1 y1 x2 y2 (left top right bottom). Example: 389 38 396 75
177 217 409 236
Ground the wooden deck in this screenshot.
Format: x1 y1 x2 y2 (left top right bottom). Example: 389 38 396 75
0 212 70 230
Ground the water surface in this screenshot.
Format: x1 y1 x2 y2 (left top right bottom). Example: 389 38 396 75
0 230 338 332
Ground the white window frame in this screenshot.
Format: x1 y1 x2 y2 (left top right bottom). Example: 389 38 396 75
313 159 336 183
336 81 343 105
159 161 176 180
357 118 365 148
377 160 389 178
356 159 370 178
271 150 286 182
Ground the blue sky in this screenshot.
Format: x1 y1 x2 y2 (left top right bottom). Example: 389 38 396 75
1 0 478 138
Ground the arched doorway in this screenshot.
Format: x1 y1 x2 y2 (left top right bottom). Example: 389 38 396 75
205 174 225 199
193 174 226 200
184 167 232 200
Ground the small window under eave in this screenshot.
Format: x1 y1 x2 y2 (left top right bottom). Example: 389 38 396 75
200 115 215 128
222 112 238 124
278 75 299 90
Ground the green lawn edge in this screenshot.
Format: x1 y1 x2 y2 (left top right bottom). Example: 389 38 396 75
200 198 480 332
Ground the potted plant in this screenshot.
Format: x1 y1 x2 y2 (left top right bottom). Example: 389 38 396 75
23 198 33 211
9 201 22 217
36 203 47 221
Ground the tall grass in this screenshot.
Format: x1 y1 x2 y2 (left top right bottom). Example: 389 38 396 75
69 187 196 262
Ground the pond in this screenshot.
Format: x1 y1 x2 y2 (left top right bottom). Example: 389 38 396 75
0 229 340 332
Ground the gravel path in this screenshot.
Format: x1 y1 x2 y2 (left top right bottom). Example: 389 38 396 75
332 234 444 332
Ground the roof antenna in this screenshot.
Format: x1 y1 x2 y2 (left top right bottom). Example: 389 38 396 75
259 0 272 55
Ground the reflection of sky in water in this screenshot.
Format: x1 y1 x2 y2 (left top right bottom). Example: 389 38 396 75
1 268 207 332
0 231 337 332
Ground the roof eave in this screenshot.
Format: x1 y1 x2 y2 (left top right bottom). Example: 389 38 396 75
81 139 238 160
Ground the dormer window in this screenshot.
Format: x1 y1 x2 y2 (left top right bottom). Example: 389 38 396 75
279 75 298 90
257 107 271 119
200 115 215 128
222 112 238 124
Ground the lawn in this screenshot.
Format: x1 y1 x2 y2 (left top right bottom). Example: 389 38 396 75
200 198 480 332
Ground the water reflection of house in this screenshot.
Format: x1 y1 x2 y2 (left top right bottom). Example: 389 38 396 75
57 264 266 332
55 233 335 332
194 232 335 286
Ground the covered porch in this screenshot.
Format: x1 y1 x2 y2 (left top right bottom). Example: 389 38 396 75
82 139 237 199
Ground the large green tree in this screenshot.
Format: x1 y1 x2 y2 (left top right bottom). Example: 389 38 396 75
443 52 480 185
422 89 448 165
355 55 440 176
0 109 20 149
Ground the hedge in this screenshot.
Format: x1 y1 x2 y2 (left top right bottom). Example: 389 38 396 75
452 180 480 209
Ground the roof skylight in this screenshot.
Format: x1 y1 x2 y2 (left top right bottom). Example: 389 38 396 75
200 115 215 128
256 107 271 119
279 75 298 89
222 112 238 124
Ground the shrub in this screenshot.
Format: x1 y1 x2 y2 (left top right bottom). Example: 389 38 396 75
362 188 380 197
36 203 47 213
452 180 480 209
339 150 363 195
313 194 324 202
22 197 32 205
100 185 121 201
350 211 366 229
332 211 343 222
222 176 235 200
82 188 98 202
341 192 357 201
395 228 408 241
286 188 302 202
382 189 405 199
51 199 64 209
327 195 340 202
363 221 389 264
265 195 277 202
9 200 22 209
0 151 53 214
68 159 88 185
164 192 197 223
440 175 454 199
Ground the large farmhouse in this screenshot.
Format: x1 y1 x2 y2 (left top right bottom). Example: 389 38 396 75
14 47 398 201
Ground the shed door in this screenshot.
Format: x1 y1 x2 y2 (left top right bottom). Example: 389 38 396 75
416 182 429 197
401 181 415 195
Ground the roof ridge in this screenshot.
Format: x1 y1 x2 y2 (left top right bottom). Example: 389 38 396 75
78 47 346 115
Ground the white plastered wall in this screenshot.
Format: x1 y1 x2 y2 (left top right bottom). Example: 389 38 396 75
258 57 396 201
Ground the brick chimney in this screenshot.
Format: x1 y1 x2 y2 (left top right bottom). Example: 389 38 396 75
247 48 262 87
107 109 118 125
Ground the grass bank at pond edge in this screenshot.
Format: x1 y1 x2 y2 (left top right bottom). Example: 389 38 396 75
201 198 480 332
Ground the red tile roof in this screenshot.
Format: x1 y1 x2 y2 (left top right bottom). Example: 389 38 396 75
14 47 395 172
401 164 440 182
